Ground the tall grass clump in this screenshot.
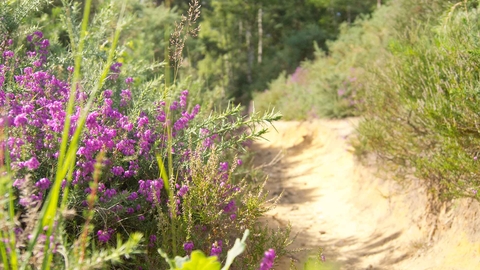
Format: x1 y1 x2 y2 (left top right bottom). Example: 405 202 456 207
0 0 288 269
357 0 480 200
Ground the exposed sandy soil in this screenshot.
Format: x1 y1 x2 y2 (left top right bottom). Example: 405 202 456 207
252 119 480 270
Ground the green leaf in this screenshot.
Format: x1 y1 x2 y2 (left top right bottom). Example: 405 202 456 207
179 251 221 270
156 154 170 196
174 255 190 269
221 229 249 270
158 248 176 269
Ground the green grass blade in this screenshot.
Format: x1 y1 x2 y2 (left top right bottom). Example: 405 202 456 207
156 154 170 196
3 129 18 269
0 231 10 270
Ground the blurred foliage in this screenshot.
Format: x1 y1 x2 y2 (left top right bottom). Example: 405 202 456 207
16 0 378 107
254 1 390 119
195 0 378 104
254 0 480 202
357 0 480 200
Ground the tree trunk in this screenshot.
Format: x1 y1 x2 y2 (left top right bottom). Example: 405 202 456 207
257 7 263 64
347 5 351 24
246 24 253 84
377 0 381 8
239 21 243 43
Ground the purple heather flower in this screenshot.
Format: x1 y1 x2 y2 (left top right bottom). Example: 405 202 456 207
184 241 194 254
110 62 122 73
117 139 136 156
290 67 302 83
120 89 132 107
61 179 67 189
31 192 43 202
24 67 33 75
40 39 50 48
178 185 189 197
86 111 99 129
149 235 157 248
35 178 51 190
67 66 74 73
120 89 131 102
109 62 122 80
137 115 149 128
124 170 135 178
127 192 138 201
13 178 25 188
156 110 166 122
24 157 40 170
125 77 133 84
237 159 243 166
13 113 28 126
259 249 276 270
210 241 222 258
223 200 237 213
34 31 43 39
126 207 134 214
219 162 228 172
180 90 188 107
150 234 157 243
170 101 179 111
77 91 88 102
173 116 189 131
19 198 30 207
203 135 216 149
3 50 14 60
14 227 23 237
104 188 117 200
138 215 145 221
118 115 131 127
191 104 200 118
97 229 114 243
103 89 113 98
112 166 124 176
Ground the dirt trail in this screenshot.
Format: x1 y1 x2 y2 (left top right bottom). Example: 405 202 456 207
252 119 480 270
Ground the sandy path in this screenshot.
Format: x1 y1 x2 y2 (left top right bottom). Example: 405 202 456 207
252 119 480 270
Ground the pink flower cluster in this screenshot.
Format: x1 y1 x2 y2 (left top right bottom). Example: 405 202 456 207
1 32 242 249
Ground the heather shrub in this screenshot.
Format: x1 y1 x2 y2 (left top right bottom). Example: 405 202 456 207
357 0 480 199
254 0 480 205
0 0 288 269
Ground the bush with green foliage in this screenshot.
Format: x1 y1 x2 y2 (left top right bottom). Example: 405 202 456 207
357 0 480 200
254 2 393 119
0 0 289 269
255 0 480 204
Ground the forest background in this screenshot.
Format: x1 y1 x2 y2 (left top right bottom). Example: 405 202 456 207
3 0 480 269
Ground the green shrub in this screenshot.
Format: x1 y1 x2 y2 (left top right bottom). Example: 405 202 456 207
0 0 289 269
357 0 480 199
254 2 396 119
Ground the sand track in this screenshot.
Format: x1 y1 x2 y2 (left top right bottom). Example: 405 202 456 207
252 119 480 270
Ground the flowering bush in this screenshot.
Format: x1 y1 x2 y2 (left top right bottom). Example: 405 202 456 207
0 25 285 268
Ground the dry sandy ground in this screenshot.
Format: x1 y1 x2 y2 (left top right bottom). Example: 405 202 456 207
252 119 480 270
